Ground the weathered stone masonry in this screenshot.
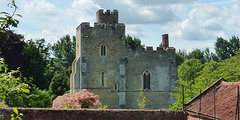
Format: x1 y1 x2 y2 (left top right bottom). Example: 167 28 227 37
70 9 177 109
0 108 187 120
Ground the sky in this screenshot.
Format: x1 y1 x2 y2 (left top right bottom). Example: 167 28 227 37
1 0 240 52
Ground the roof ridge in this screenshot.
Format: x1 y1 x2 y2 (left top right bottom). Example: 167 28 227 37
184 77 225 108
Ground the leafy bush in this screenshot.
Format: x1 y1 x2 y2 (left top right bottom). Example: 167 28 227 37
0 101 8 107
52 89 101 109
27 88 51 108
137 89 146 109
98 105 108 109
11 108 23 120
0 58 29 107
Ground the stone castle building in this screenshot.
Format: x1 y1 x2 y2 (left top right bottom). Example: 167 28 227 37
70 9 177 109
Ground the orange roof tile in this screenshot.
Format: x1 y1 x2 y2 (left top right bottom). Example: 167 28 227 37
185 78 240 120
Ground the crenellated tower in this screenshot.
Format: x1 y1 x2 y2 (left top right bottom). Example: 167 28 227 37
96 9 118 24
70 9 126 108
70 9 177 109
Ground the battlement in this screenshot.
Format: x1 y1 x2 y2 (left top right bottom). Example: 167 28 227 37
144 46 175 53
80 22 90 27
146 46 153 51
96 9 118 24
143 34 174 53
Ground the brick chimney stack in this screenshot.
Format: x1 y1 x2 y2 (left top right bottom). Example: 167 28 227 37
162 34 169 50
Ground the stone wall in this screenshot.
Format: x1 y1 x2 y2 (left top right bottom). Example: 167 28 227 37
0 108 187 120
70 9 177 109
125 91 176 109
78 22 125 89
124 47 177 109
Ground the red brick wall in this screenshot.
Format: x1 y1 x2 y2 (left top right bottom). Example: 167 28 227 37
0 108 187 120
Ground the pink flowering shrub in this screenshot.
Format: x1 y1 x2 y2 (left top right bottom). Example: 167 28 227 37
52 89 101 109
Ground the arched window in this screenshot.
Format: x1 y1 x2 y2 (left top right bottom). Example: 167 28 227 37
143 70 151 90
100 44 106 56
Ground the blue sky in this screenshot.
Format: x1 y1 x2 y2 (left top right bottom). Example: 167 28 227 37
1 0 240 52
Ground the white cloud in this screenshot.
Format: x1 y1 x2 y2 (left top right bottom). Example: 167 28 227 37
72 0 100 9
71 0 101 23
17 0 102 45
164 3 240 41
128 0 198 5
18 28 67 45
0 0 5 3
12 0 240 52
126 24 145 37
118 0 177 24
231 0 240 3
22 0 60 17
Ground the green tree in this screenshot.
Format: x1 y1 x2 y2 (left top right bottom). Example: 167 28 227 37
49 35 76 100
125 34 144 50
176 53 185 66
0 0 51 108
6 85 52 108
176 49 188 66
0 0 29 77
0 58 29 107
229 36 240 55
171 58 203 110
52 35 76 67
176 48 218 66
188 48 218 63
26 87 51 108
49 64 70 100
203 48 219 62
172 51 240 110
188 49 204 63
0 0 22 32
0 30 28 74
24 39 51 89
215 37 234 60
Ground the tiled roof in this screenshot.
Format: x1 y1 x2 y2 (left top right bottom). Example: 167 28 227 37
185 78 240 120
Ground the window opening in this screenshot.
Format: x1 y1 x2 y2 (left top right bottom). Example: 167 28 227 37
102 72 104 87
115 83 118 90
143 70 150 90
101 44 106 56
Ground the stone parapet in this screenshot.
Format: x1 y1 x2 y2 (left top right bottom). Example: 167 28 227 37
0 108 187 120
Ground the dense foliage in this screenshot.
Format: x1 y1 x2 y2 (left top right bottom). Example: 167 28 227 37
215 36 240 60
0 1 76 108
0 0 27 74
0 58 29 107
125 34 144 50
24 39 51 89
52 89 101 109
176 36 240 66
172 51 240 110
49 35 76 100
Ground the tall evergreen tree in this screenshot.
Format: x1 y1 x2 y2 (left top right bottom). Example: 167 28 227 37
49 35 76 99
215 37 234 60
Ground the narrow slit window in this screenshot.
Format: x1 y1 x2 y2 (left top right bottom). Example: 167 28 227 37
115 83 118 90
102 72 104 87
100 44 106 56
143 70 150 90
